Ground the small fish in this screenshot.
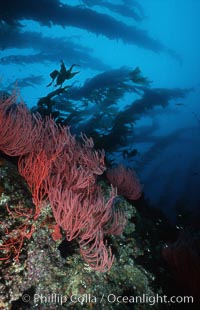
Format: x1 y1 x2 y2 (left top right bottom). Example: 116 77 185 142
122 148 138 159
175 103 184 106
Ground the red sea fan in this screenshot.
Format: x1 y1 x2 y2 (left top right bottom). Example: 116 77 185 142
163 230 200 302
0 95 126 271
0 95 43 156
106 164 142 200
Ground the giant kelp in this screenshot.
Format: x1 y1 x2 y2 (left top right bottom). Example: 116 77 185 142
0 0 180 60
0 25 108 71
38 66 191 160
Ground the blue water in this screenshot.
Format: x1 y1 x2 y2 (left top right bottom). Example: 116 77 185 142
1 0 200 220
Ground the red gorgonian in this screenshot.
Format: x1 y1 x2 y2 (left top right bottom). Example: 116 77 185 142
0 95 126 271
106 164 142 201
